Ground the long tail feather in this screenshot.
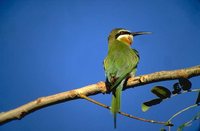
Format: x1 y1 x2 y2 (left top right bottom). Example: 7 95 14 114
111 81 124 128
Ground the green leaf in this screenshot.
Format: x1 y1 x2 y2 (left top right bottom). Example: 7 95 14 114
160 128 166 131
142 98 163 112
195 91 200 104
151 86 171 99
193 112 200 120
177 112 200 131
178 78 192 91
141 103 150 112
177 122 190 131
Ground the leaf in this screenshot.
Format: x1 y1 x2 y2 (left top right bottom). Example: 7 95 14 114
151 86 171 99
160 128 166 131
177 122 190 131
178 78 192 91
172 83 182 94
141 103 150 112
177 112 200 131
195 91 200 104
193 112 200 120
142 98 163 112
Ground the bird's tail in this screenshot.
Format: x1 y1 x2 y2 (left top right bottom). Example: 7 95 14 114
111 81 124 128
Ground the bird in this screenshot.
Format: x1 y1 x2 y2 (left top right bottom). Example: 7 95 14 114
103 28 150 128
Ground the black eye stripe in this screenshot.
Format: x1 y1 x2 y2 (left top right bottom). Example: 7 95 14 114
115 31 131 39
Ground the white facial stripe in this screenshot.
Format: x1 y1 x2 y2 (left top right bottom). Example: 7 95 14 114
117 34 133 41
119 29 130 33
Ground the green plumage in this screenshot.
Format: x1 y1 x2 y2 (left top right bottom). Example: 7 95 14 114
104 29 139 128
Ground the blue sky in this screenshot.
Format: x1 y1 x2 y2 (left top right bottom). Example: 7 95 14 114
0 0 200 130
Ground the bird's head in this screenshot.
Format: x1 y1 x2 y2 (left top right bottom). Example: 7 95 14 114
108 28 151 45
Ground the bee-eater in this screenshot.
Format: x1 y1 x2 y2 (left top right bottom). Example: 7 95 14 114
104 28 150 128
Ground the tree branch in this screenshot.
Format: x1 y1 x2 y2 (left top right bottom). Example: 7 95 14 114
0 65 200 125
79 94 169 126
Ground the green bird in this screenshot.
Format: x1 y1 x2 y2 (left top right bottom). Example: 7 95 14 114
104 28 150 128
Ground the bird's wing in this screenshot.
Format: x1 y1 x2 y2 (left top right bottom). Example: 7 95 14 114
104 47 139 90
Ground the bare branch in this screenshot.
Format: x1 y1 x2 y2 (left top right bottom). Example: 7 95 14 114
0 65 200 125
79 94 169 125
167 104 199 122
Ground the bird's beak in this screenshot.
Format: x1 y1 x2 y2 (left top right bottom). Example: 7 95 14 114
131 31 152 36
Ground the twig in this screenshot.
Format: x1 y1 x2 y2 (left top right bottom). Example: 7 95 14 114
159 88 200 102
0 65 200 125
168 126 171 131
171 89 200 97
79 94 169 125
167 104 199 122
